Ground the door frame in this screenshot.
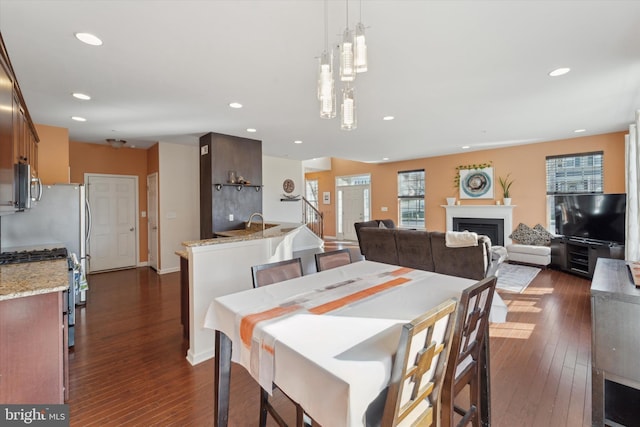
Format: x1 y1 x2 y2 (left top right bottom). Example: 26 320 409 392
335 174 371 241
85 173 140 271
147 172 159 271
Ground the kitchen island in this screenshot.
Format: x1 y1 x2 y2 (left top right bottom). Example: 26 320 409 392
182 222 323 365
0 259 69 403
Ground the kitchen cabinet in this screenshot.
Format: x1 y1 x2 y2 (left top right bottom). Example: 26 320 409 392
0 33 39 183
0 291 66 403
0 47 14 213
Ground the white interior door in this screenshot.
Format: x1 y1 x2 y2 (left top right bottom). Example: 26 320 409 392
339 185 368 240
147 173 159 271
87 174 137 272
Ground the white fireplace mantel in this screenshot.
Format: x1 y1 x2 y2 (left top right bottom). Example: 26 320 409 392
443 205 515 246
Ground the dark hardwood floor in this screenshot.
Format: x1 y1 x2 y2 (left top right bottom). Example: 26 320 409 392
68 243 592 426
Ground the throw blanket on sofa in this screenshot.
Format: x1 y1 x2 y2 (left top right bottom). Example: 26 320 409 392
445 231 479 248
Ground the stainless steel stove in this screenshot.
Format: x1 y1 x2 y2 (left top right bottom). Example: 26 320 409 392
0 247 69 265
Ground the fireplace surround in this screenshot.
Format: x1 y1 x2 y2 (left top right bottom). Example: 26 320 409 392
444 205 515 246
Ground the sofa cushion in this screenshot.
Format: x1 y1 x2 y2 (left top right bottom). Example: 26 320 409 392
395 229 434 271
354 219 396 254
506 244 551 256
358 228 399 265
430 232 488 280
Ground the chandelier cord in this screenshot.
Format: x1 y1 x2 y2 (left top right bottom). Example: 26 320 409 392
324 0 329 51
345 0 349 28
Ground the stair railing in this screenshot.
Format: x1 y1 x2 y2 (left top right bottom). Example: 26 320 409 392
302 196 323 239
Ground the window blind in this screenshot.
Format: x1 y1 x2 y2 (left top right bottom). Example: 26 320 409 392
545 151 603 194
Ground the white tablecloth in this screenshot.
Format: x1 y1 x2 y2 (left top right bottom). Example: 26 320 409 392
204 261 506 427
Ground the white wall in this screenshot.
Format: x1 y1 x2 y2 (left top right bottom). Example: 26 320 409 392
262 155 304 223
158 141 200 273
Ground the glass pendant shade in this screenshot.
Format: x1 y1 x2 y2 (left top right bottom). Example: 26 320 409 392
318 50 336 119
340 28 356 82
341 85 356 130
354 22 367 73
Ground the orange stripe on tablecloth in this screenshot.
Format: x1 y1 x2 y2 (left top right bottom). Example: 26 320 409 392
390 267 414 276
308 277 411 315
240 305 301 347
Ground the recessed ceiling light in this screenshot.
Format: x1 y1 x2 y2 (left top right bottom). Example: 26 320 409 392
383 116 395 121
461 145 470 150
382 157 389 161
574 129 586 133
246 128 257 133
549 67 570 77
229 102 243 109
74 32 103 46
294 140 303 144
71 116 87 122
72 92 91 100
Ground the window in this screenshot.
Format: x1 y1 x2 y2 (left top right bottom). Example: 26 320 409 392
398 169 425 228
305 179 319 208
546 151 603 231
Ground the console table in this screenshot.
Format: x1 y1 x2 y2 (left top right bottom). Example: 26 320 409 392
591 258 640 426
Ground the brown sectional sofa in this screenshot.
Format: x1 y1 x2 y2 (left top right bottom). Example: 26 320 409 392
355 221 497 281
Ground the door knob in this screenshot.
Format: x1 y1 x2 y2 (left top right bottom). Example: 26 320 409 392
152 226 158 230
130 227 135 232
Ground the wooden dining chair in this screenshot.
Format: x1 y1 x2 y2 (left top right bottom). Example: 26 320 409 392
366 298 458 427
440 276 497 427
314 248 352 272
250 257 307 427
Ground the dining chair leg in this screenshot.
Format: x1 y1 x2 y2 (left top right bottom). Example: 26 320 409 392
259 388 269 427
480 326 491 427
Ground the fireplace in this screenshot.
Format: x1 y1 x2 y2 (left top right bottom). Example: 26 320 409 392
453 217 504 246
443 205 515 246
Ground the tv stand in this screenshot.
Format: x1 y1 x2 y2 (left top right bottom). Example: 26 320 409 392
551 236 625 279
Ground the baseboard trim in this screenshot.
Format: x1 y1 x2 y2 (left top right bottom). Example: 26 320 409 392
186 348 214 366
158 266 180 275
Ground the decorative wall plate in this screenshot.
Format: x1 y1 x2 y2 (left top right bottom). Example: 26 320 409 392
460 167 494 199
283 178 295 194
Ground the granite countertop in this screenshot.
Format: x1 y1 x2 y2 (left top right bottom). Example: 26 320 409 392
0 259 69 301
182 222 303 248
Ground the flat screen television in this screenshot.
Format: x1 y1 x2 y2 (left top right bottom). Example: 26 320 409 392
554 193 626 244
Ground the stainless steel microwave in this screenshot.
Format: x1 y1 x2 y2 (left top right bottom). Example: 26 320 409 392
13 163 41 211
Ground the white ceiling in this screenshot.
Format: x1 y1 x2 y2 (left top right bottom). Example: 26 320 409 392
1 0 640 163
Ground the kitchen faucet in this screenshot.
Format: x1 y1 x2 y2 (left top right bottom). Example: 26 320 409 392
247 212 265 233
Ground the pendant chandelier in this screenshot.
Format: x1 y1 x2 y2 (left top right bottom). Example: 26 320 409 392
317 0 368 131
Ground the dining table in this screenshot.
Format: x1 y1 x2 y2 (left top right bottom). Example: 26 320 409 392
204 260 501 427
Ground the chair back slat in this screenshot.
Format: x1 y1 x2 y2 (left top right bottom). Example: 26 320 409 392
379 298 458 427
315 248 352 272
251 258 303 288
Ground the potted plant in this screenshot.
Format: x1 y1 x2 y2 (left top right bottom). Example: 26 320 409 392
498 173 514 205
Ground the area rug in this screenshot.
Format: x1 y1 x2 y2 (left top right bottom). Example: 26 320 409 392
496 262 541 293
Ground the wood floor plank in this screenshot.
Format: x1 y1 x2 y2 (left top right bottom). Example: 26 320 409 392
68 254 593 426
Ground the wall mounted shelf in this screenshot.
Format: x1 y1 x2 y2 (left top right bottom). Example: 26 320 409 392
215 183 262 192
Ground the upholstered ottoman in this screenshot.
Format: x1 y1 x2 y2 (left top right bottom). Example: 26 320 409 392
506 244 551 267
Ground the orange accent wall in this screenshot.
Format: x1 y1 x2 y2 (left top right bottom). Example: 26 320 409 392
307 131 626 237
34 124 69 184
69 141 149 262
